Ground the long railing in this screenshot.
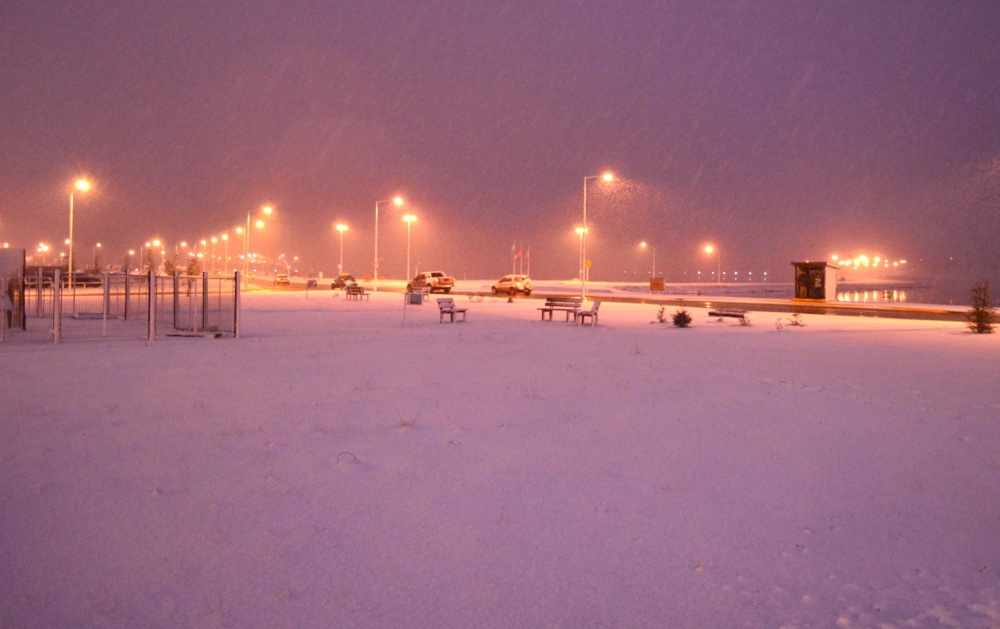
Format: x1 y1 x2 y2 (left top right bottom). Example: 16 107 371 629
1 271 240 344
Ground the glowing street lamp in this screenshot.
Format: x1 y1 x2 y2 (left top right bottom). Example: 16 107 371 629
335 223 348 273
640 241 656 279
373 196 403 291
575 227 587 281
153 239 163 272
403 214 417 281
93 242 102 271
704 244 721 284
582 172 613 298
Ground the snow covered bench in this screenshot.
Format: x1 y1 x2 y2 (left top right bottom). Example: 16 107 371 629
538 297 582 322
437 298 467 323
576 300 601 326
345 285 369 301
708 309 748 320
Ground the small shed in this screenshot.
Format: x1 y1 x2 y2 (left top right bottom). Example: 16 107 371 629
792 261 840 301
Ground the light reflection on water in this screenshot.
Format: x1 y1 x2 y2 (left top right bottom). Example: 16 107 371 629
837 289 908 303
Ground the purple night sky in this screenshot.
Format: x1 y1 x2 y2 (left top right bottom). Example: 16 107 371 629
2 2 998 285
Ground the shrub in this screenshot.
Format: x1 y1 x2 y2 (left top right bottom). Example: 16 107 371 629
656 306 667 323
965 282 995 334
672 309 692 328
738 315 751 326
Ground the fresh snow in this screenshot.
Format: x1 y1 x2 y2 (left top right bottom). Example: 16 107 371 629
2 289 998 628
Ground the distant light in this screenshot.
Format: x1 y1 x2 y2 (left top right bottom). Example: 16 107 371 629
704 244 714 254
601 172 614 182
393 197 404 206
74 179 91 192
262 206 273 215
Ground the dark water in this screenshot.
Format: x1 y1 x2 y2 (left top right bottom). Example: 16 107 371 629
654 280 987 307
835 284 962 306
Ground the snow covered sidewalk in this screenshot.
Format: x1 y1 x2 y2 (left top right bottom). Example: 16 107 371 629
2 291 998 628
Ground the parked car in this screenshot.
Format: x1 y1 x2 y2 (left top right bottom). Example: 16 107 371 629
407 271 454 293
274 274 290 286
330 273 356 289
492 274 533 296
61 273 103 288
306 279 318 288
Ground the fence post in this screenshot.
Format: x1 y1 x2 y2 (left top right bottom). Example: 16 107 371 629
147 270 156 341
234 271 241 339
34 267 43 318
201 272 209 332
0 279 7 343
102 271 110 337
124 272 131 321
173 271 180 331
52 269 61 344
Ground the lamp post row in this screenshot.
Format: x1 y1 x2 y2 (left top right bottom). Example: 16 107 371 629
60 175 736 289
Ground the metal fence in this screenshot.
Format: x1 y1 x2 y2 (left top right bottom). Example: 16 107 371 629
1 271 240 344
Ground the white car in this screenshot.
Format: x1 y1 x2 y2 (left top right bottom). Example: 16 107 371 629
492 274 533 296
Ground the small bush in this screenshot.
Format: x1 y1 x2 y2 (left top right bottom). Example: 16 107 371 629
965 282 995 334
738 315 751 326
656 306 667 323
672 309 692 328
788 313 805 326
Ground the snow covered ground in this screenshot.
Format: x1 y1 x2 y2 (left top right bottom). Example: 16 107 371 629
2 290 998 628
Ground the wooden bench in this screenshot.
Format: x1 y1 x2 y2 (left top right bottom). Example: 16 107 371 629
345 285 369 301
437 297 467 322
708 309 747 320
538 296 582 321
576 300 601 326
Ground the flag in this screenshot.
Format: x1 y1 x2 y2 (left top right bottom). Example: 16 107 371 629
515 247 522 260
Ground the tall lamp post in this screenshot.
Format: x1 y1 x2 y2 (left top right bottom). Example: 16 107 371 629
640 241 656 279
704 244 721 284
92 242 102 271
373 196 404 292
210 237 218 274
221 233 229 273
244 205 273 286
67 178 91 303
582 172 613 299
403 214 417 281
153 239 163 273
575 227 587 281
335 223 348 273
